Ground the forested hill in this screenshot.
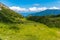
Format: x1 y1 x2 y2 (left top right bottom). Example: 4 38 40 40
0 3 23 23
31 9 60 16
27 12 60 28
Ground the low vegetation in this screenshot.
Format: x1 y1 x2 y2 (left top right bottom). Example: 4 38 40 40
0 4 23 23
27 15 60 28
0 21 59 40
0 3 60 40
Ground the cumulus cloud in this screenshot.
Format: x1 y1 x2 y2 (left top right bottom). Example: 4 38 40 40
29 7 37 12
9 6 60 12
49 7 60 9
9 6 28 12
29 7 47 12
9 6 47 12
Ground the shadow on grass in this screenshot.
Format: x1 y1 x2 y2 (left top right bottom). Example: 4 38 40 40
0 38 2 40
23 35 39 40
9 25 20 31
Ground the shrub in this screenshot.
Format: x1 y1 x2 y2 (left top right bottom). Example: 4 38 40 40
9 25 20 30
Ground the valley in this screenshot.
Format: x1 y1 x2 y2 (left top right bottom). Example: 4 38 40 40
0 3 60 40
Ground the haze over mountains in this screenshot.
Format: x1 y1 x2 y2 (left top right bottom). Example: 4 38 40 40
16 9 60 17
30 9 60 16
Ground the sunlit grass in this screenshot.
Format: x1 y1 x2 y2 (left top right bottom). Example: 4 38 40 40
0 21 59 40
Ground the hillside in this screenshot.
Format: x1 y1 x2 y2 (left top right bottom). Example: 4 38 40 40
0 21 59 40
27 12 60 28
0 3 23 23
27 9 60 28
0 3 59 40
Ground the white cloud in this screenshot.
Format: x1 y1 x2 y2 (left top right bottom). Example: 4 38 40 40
37 7 47 11
9 6 28 12
49 7 60 9
10 6 47 12
33 4 40 6
29 7 47 12
29 7 37 12
9 6 60 12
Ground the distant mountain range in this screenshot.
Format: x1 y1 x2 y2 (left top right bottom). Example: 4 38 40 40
30 9 60 16
27 9 60 28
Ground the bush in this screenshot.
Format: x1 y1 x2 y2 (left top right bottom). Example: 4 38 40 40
27 16 60 28
9 25 20 30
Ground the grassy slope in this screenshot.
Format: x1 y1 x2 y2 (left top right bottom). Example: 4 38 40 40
0 20 59 40
0 5 23 23
0 3 59 40
27 15 60 28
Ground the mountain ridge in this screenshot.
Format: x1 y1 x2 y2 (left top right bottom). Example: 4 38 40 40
0 3 23 23
30 9 60 16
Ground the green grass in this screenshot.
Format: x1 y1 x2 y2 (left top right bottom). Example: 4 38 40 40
27 16 60 28
0 3 59 40
0 21 59 40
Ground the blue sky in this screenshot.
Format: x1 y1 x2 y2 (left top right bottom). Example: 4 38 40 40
0 0 60 7
0 0 60 12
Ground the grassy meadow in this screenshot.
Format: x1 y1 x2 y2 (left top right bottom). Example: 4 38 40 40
0 3 59 40
0 20 59 40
